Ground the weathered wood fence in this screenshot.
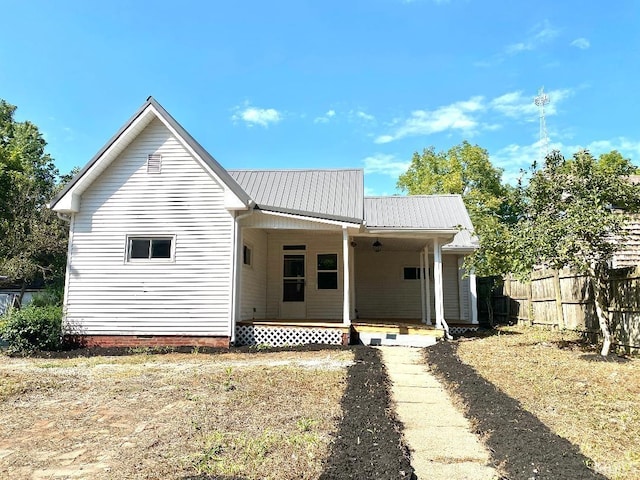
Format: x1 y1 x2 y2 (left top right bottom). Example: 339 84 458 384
478 267 640 351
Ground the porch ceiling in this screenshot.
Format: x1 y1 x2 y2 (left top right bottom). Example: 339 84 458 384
351 235 430 252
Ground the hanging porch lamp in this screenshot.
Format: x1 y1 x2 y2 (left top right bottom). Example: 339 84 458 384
372 238 383 253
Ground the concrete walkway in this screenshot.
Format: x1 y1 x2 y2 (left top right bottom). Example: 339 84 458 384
379 346 499 480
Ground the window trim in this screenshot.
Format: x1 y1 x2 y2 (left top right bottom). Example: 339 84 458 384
402 266 426 281
317 252 339 290
125 235 176 263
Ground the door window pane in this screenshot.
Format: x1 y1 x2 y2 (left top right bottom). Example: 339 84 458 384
283 255 305 277
283 279 305 302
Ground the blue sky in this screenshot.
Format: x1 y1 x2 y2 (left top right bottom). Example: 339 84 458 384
2 0 639 195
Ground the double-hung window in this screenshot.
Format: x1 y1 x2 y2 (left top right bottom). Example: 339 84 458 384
317 253 338 289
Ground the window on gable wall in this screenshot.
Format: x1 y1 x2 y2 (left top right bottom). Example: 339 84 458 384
127 236 174 262
317 253 338 289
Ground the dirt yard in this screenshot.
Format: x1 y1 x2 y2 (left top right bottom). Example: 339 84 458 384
0 345 413 480
424 327 640 480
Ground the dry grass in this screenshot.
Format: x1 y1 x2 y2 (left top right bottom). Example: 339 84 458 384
455 326 640 480
0 349 351 479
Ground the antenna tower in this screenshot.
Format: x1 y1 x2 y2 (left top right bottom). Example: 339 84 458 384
534 87 550 161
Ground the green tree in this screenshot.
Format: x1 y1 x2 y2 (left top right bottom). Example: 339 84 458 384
512 149 640 356
0 99 69 301
397 141 517 276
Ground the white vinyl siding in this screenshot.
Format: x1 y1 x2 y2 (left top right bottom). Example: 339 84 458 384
355 251 465 321
240 228 268 320
355 251 423 319
265 231 344 319
64 118 233 336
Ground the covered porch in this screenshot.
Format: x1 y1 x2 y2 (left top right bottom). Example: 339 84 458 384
232 211 478 347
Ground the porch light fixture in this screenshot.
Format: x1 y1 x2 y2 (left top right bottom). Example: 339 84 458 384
372 239 383 253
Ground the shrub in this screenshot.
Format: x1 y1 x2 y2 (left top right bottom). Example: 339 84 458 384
0 305 63 354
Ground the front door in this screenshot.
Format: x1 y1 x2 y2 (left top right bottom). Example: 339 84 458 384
281 253 306 318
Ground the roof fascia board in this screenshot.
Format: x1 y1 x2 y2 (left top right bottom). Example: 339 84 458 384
51 106 156 212
145 101 251 210
50 97 253 212
260 209 361 228
258 205 362 225
364 228 459 235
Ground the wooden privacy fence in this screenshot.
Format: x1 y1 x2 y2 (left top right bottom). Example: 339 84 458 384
478 267 640 351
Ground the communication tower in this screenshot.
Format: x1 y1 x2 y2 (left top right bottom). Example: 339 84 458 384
534 87 550 161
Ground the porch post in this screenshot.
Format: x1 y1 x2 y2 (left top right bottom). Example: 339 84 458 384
420 251 426 323
433 238 445 329
470 269 479 324
424 245 432 325
458 257 465 322
342 227 351 326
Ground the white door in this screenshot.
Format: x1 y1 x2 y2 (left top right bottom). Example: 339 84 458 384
280 253 306 319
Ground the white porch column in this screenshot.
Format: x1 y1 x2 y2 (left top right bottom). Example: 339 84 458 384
470 270 478 325
457 257 466 322
420 251 426 323
424 245 432 326
342 227 351 326
433 238 445 329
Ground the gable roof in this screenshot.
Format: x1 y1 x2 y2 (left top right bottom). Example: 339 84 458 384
229 169 363 223
49 97 251 211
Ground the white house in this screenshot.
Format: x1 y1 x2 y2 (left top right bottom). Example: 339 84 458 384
50 97 479 348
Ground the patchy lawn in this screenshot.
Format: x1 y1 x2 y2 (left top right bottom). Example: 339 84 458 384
0 348 351 479
0 345 413 480
425 326 640 480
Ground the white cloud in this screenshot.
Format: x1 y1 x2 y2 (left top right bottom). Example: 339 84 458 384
490 88 574 121
232 103 282 127
362 153 410 178
505 20 559 55
492 137 640 186
354 111 375 122
314 109 336 124
571 37 590 49
374 96 484 143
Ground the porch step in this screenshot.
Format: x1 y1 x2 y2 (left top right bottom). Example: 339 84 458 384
357 331 439 348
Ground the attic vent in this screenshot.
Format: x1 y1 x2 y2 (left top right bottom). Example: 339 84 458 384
147 154 162 173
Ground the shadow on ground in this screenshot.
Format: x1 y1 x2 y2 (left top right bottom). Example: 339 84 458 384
319 346 415 480
22 343 350 359
424 341 608 480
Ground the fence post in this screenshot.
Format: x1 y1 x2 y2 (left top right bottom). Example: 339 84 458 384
553 269 565 329
504 274 512 324
527 277 533 325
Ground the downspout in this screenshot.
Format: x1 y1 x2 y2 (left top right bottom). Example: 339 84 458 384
230 208 254 345
55 211 74 334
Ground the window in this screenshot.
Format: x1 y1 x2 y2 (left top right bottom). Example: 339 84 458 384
243 244 252 266
403 267 425 280
283 245 306 251
147 154 162 173
317 253 338 289
127 236 174 261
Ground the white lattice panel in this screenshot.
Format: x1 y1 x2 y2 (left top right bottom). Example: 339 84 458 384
449 326 479 335
235 325 344 347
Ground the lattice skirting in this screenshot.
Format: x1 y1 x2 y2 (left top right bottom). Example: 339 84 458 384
235 325 345 347
449 325 480 335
